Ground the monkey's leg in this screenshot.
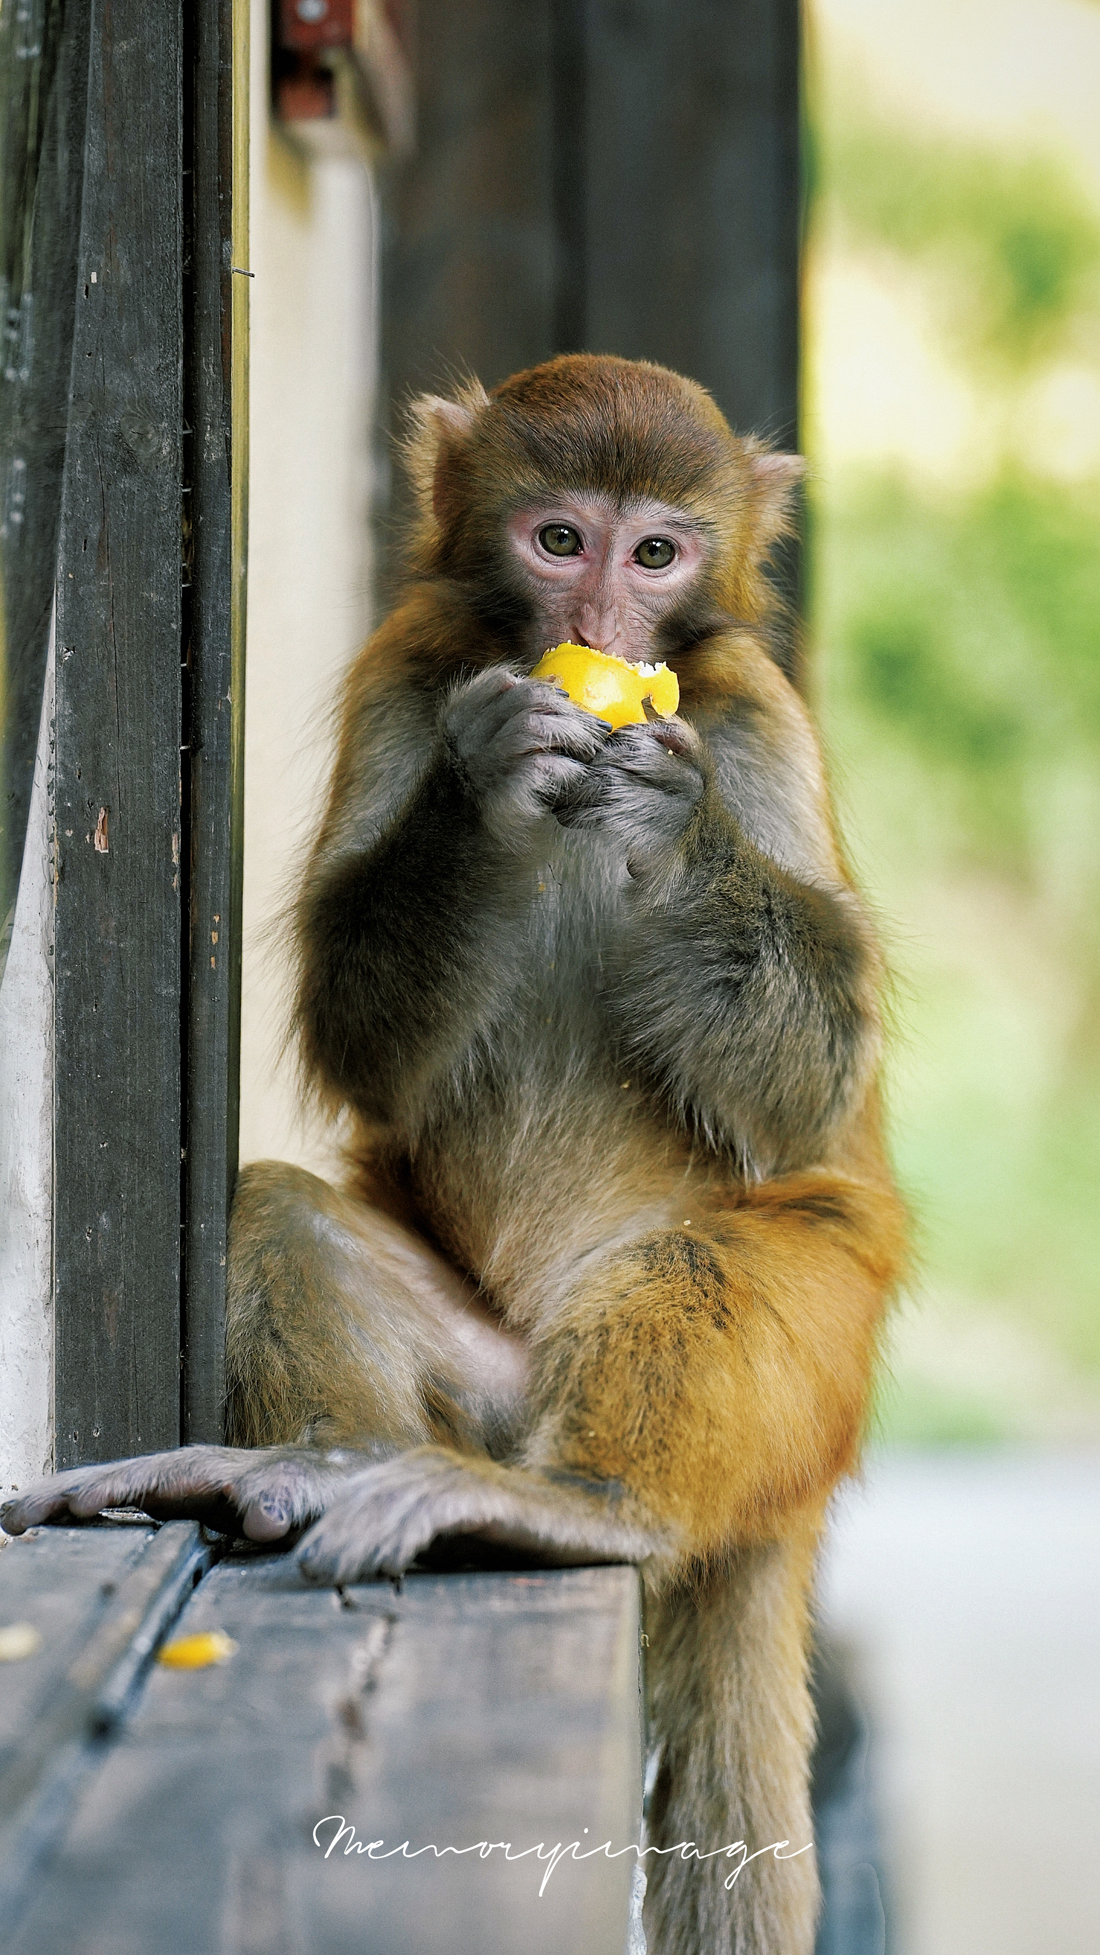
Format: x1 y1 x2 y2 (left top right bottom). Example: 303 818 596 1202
643 1526 821 1955
226 1161 529 1456
0 1163 530 1543
515 1169 905 1552
288 1166 903 1584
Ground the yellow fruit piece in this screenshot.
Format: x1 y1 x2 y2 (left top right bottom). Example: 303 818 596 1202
156 1629 237 1670
531 642 679 730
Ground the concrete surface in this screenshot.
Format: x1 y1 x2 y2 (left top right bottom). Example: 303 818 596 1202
818 1448 1100 1955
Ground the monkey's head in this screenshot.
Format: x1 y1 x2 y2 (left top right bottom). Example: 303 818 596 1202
403 354 803 673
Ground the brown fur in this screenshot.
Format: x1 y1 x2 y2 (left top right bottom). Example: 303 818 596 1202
3 356 907 1955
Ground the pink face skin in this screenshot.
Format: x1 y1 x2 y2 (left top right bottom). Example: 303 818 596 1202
506 493 707 665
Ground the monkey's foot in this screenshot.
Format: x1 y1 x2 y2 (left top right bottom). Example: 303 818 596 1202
295 1446 669 1585
0 1446 366 1545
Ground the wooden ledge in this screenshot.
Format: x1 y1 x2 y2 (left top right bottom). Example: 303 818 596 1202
0 1525 644 1953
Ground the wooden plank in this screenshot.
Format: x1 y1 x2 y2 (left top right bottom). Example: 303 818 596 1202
180 0 249 1443
582 0 801 446
378 0 556 598
0 1521 209 1926
582 0 804 650
381 0 556 392
9 1557 644 1955
52 0 185 1464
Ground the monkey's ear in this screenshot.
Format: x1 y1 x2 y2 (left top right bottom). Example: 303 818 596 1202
405 383 491 524
747 448 806 547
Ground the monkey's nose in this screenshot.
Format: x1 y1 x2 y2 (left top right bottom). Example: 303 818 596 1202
574 613 619 654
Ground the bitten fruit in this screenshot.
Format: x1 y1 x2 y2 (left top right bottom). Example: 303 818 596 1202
531 642 679 730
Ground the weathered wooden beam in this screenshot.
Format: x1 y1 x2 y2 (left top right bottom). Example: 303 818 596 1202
180 0 249 1444
52 0 185 1464
5 1553 644 1955
581 0 801 447
0 1521 210 1929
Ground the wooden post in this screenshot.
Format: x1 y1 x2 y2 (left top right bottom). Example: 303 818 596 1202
53 0 186 1465
180 0 249 1444
53 0 248 1464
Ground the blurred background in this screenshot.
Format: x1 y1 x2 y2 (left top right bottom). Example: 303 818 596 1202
806 8 1100 1953
807 0 1100 1452
235 2 1100 1950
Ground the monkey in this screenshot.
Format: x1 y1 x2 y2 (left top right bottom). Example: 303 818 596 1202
2 356 906 1955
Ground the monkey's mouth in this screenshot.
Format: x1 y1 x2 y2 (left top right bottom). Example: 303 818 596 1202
582 652 665 670
530 644 679 726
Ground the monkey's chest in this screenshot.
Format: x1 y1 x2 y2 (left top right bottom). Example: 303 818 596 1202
406 846 687 1296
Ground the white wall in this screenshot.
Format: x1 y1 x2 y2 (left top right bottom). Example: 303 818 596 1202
0 629 54 1494
237 0 379 1178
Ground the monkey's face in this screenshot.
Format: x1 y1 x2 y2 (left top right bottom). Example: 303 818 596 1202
504 495 707 666
405 357 803 665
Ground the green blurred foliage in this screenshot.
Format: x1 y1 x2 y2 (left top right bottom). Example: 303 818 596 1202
819 472 1100 886
807 99 1100 1438
814 471 1100 1384
815 102 1100 369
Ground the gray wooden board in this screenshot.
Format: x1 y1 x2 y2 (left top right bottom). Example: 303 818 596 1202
8 1555 644 1955
0 1523 161 1766
0 1521 209 1924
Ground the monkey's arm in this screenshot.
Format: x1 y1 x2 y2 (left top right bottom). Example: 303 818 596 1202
0 1446 373 1543
298 660 607 1119
562 686 878 1174
617 763 876 1173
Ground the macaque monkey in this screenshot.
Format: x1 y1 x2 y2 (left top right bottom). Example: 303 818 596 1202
3 357 906 1955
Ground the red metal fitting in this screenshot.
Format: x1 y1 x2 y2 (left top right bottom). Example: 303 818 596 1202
276 0 354 56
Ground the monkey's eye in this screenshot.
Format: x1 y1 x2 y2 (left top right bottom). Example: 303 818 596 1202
635 537 676 569
538 524 582 557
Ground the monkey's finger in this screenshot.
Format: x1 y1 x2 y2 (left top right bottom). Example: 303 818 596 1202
494 682 610 743
1 1451 221 1533
448 664 524 707
600 729 707 796
609 716 700 759
491 708 610 764
646 716 701 759
0 1446 319 1539
231 1454 348 1541
443 667 533 746
551 772 612 826
1 1473 89 1533
526 755 593 815
449 678 602 767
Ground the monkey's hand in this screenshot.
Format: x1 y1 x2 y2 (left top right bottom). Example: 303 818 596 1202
442 667 610 851
0 1445 382 1545
295 1447 671 1585
555 716 707 874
